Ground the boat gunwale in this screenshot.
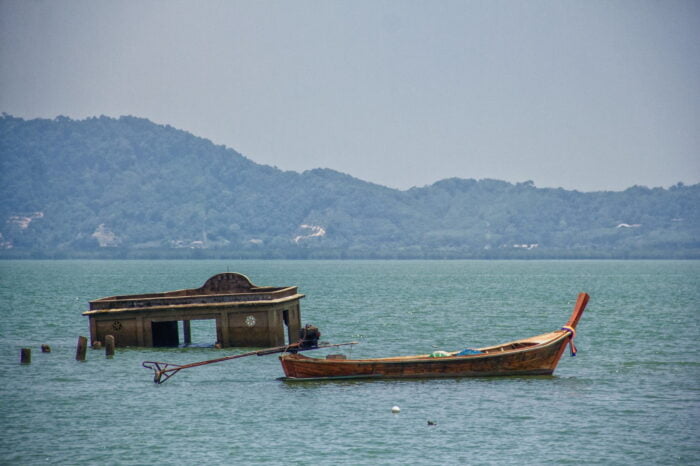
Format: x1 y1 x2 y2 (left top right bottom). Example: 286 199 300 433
280 329 571 366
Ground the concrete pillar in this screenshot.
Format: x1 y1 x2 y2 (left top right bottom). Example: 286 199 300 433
183 320 191 345
268 309 283 346
105 335 115 357
76 336 88 361
136 317 145 346
219 312 230 347
144 320 153 347
89 318 97 346
288 304 301 345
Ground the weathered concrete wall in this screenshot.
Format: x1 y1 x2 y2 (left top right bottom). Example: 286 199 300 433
95 317 139 347
228 309 272 346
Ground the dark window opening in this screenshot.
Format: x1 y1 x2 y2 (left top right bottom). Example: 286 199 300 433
152 321 179 347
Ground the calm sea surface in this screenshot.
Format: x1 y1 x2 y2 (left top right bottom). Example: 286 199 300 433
0 260 698 465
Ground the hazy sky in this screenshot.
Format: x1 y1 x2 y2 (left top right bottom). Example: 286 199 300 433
1 0 698 191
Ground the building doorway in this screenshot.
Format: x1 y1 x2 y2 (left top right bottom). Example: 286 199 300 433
183 319 218 347
151 321 179 347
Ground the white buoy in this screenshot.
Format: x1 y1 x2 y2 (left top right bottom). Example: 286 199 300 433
391 406 400 413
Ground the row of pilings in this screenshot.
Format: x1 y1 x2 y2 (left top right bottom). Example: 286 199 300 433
20 335 115 364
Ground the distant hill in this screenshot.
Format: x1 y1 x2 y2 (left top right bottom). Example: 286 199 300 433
1 114 698 258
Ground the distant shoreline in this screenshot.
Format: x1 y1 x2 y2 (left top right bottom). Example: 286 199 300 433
2 249 698 260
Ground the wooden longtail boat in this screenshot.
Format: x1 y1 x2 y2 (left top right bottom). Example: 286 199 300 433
279 293 589 381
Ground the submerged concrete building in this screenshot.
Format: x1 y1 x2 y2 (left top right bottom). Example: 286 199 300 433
83 273 304 348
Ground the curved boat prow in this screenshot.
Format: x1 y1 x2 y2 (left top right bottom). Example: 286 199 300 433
565 293 590 330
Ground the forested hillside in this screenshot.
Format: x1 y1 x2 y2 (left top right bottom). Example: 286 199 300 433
1 115 698 258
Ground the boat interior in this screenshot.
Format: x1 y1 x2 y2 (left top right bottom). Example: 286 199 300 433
478 341 539 353
287 329 569 362
477 330 566 354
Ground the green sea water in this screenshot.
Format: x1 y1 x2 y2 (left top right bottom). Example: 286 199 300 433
1 260 698 465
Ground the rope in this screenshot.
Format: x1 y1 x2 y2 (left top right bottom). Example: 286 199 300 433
561 325 578 356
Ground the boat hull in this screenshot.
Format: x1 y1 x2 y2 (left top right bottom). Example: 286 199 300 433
279 331 571 381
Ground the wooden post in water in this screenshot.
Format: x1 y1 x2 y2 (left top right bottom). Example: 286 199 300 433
76 336 88 361
183 320 191 345
105 335 115 358
20 348 31 364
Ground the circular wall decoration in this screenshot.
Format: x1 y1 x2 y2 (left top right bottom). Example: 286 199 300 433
112 321 122 332
245 315 256 327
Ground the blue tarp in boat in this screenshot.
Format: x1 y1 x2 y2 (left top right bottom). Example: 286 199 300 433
455 348 483 356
